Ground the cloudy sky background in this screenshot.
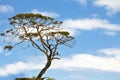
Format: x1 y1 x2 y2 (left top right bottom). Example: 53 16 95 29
0 0 120 80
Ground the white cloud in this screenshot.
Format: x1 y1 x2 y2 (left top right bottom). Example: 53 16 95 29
62 18 120 35
0 60 45 76
93 0 120 16
0 55 45 76
5 52 12 56
75 0 87 6
31 9 59 18
0 61 29 76
1 48 120 76
0 4 14 13
52 48 120 72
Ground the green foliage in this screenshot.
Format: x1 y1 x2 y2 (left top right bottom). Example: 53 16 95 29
4 45 13 51
0 28 14 36
58 31 70 36
19 33 39 40
0 33 5 36
26 33 38 37
8 13 61 26
6 29 13 33
45 77 56 80
49 31 70 36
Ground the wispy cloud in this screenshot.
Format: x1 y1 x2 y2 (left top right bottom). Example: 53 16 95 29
31 9 59 18
93 0 120 16
68 75 87 80
75 0 87 6
103 31 117 36
62 18 120 35
0 4 14 13
98 48 120 56
75 0 120 16
0 48 120 76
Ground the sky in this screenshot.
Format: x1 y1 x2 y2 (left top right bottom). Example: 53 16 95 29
0 0 120 80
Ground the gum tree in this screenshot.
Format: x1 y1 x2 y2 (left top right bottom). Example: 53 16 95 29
0 13 74 80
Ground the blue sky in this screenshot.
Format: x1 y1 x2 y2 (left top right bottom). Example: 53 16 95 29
0 0 120 80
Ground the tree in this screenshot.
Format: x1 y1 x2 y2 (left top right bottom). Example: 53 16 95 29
0 13 74 80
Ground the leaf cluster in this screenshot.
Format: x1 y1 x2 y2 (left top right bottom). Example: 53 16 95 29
49 31 69 36
8 13 62 26
4 45 13 51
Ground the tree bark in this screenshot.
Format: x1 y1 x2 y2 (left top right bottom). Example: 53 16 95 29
36 57 52 80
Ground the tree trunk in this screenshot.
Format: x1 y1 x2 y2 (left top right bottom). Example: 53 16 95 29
36 57 52 80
